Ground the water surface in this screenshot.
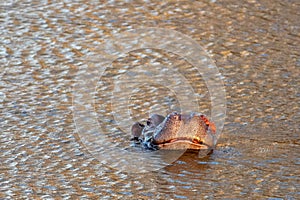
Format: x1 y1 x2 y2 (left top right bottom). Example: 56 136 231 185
0 0 299 199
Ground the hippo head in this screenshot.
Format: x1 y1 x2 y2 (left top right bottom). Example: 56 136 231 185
131 112 216 151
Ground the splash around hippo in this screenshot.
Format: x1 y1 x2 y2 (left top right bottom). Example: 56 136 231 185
131 112 217 153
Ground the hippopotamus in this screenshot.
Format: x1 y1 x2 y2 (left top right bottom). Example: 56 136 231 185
131 112 216 151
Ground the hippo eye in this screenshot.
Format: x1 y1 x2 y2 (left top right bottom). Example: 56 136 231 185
172 114 181 121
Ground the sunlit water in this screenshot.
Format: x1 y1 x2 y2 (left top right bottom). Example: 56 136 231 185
0 0 299 199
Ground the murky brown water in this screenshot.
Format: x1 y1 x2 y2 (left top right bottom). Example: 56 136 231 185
1 0 299 199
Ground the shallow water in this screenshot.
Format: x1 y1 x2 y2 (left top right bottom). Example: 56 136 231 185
0 0 299 199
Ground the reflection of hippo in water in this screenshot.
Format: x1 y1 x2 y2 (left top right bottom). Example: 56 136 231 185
131 112 216 151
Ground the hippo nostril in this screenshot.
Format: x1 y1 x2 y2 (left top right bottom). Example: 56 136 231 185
171 113 181 121
138 123 145 128
146 119 151 126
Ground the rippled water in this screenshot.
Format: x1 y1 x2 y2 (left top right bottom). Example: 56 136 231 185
0 0 299 199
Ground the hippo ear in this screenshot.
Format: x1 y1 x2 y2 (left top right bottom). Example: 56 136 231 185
131 122 145 139
148 114 165 127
